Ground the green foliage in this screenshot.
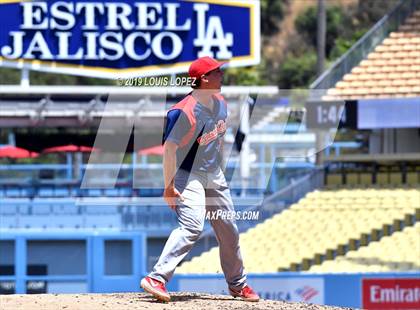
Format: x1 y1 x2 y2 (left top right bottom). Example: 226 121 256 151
30 71 115 85
329 28 367 60
294 0 401 62
223 65 267 86
277 52 317 89
295 5 352 58
0 67 116 85
0 68 21 85
355 0 401 27
261 0 285 36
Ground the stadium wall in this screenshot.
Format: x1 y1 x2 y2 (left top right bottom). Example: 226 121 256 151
1 231 419 308
170 273 420 308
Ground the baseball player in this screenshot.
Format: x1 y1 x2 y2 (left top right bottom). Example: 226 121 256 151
141 56 259 302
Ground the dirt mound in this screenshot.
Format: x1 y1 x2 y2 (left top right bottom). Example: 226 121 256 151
0 292 355 310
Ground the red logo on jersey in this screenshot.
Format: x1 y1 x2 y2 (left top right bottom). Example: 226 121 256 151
197 120 226 146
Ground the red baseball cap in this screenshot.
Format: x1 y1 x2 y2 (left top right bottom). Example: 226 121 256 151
188 56 226 79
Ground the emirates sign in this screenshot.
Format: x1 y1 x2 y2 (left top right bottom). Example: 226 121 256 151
362 278 420 309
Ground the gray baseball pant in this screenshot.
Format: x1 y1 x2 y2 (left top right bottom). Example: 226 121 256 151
148 167 247 289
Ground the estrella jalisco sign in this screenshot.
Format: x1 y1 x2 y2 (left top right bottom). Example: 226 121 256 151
0 0 260 78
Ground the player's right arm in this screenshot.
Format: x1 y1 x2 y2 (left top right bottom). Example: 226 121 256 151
162 109 189 210
163 140 184 210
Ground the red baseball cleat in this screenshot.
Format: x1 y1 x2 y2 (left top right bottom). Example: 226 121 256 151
141 276 171 302
229 284 260 302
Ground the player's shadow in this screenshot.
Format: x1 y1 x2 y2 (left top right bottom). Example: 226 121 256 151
171 294 230 302
140 293 240 303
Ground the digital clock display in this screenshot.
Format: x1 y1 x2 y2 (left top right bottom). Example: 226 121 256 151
305 100 357 129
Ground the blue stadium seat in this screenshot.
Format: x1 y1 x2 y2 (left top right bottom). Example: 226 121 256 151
121 208 135 226
70 187 80 196
84 215 121 228
52 201 78 215
0 203 17 215
54 187 70 197
0 215 17 228
148 211 162 228
32 199 52 215
2 198 30 214
119 188 132 196
51 215 83 228
84 205 119 214
87 189 102 197
5 188 21 197
162 211 177 226
21 188 33 197
104 189 120 197
38 188 54 197
17 203 30 214
135 211 148 228
19 215 51 228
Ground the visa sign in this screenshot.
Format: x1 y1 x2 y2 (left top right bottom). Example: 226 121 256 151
0 0 260 78
177 277 324 304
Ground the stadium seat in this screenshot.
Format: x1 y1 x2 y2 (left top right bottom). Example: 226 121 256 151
51 215 83 228
55 187 70 197
360 173 372 185
38 188 54 197
324 9 420 100
85 215 121 228
19 215 52 229
308 223 420 273
377 172 389 185
87 189 103 197
5 188 22 197
389 172 403 185
407 172 419 185
52 201 78 215
346 173 359 185
0 215 17 229
177 186 419 273
0 203 18 215
326 174 342 186
84 205 119 214
104 189 120 197
32 199 53 215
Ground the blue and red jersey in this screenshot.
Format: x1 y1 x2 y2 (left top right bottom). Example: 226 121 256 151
163 93 227 172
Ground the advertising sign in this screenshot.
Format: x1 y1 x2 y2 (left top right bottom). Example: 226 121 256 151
178 276 324 304
0 0 260 78
363 278 420 309
357 98 420 129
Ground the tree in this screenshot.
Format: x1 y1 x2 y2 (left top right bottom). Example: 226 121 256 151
261 0 285 36
277 53 317 89
295 5 351 58
316 0 326 75
0 68 115 85
223 65 267 86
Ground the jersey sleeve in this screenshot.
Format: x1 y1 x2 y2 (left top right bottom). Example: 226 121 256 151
163 109 191 145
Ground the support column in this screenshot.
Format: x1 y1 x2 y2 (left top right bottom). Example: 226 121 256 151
7 131 16 146
20 68 30 87
239 96 250 196
15 236 26 294
383 129 395 154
